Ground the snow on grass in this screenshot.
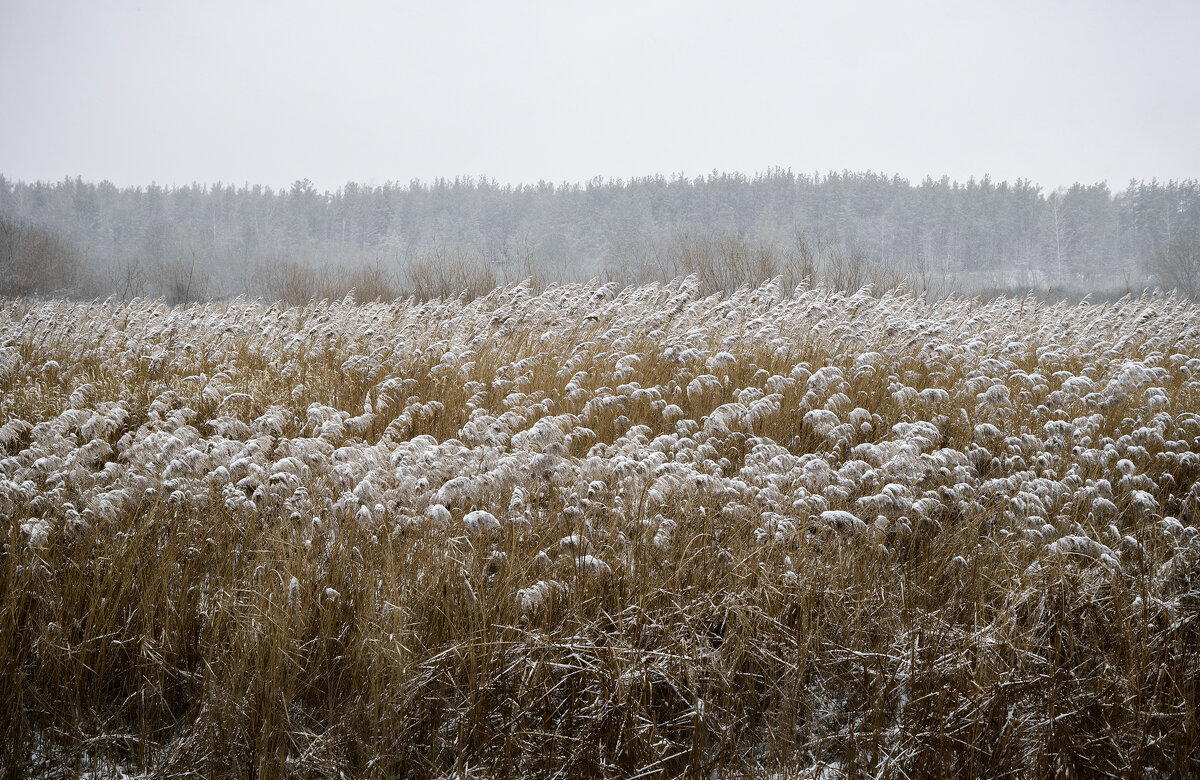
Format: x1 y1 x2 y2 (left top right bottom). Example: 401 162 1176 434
3 279 1200 776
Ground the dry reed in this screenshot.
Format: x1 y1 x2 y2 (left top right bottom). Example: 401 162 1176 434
1 278 1198 778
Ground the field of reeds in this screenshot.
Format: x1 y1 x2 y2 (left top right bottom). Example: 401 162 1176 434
2 278 1199 778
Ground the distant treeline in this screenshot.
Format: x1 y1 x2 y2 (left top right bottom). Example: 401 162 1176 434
1 170 1198 300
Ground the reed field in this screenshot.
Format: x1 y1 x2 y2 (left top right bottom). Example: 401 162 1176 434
2 278 1199 778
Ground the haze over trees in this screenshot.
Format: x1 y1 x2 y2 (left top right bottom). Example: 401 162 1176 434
1 170 1198 301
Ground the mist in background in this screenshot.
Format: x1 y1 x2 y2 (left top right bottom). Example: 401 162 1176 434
2 1 1199 300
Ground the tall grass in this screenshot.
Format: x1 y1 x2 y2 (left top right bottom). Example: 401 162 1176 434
2 280 1198 777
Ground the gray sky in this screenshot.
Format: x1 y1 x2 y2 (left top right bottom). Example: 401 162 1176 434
2 0 1198 191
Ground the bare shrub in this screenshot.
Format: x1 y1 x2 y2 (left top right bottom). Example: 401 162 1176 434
1156 231 1200 298
251 259 401 305
155 254 209 305
617 232 899 296
0 216 93 298
110 257 148 300
251 258 323 306
340 263 399 302
821 246 905 293
401 249 498 301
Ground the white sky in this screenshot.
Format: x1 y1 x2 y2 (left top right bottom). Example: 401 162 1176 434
2 0 1198 191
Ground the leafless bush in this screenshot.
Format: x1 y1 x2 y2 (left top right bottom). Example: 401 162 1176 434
1156 231 1200 298
401 249 498 301
155 254 209 306
252 259 402 305
334 262 402 302
611 233 899 296
256 259 331 306
821 246 905 294
0 216 93 298
110 257 148 300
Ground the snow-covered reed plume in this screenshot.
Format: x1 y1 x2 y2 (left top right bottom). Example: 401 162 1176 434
3 281 1200 776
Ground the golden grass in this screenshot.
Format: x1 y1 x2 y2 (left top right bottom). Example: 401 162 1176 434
1 279 1199 778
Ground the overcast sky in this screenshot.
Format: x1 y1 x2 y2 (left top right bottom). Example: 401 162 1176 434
2 0 1198 192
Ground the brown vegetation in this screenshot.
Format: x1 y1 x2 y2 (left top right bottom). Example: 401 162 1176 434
0 216 93 298
2 281 1199 778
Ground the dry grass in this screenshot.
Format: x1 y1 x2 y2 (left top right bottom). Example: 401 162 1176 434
1 280 1199 778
